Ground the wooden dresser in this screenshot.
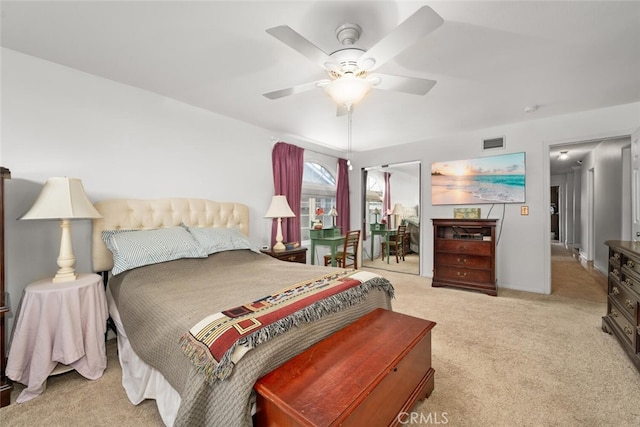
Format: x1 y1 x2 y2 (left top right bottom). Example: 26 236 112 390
602 240 640 371
1 167 12 407
432 218 498 296
254 308 436 426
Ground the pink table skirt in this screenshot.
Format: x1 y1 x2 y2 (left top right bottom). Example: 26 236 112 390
6 273 109 403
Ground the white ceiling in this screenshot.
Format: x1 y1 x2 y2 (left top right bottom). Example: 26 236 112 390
2 1 639 157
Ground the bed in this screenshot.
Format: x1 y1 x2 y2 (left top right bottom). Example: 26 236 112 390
92 198 394 427
401 205 420 254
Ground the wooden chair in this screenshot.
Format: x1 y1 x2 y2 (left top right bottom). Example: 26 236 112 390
381 225 407 263
324 230 361 269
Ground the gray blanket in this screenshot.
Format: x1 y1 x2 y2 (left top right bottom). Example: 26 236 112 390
108 250 394 426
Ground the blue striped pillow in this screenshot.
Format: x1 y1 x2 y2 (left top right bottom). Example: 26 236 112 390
102 226 208 275
183 226 259 255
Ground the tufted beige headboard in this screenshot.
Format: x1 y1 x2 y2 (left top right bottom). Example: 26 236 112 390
92 198 250 272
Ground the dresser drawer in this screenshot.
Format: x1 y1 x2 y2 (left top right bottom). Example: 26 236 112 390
435 253 491 269
610 282 638 318
607 299 636 348
621 266 640 293
435 239 492 256
621 253 640 276
436 266 492 283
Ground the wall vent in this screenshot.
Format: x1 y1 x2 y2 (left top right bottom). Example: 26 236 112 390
482 137 505 151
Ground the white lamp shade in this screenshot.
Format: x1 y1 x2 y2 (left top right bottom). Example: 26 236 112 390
265 195 295 218
324 74 373 107
392 203 404 216
20 177 102 220
329 207 338 217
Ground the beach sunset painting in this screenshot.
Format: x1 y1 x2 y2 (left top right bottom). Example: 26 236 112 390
431 152 526 205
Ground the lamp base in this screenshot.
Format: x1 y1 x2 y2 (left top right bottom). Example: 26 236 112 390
272 241 286 252
53 270 77 283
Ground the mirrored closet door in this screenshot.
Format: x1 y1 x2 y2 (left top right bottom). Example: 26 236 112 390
361 162 421 275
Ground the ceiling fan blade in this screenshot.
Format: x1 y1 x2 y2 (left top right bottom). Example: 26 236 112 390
266 25 335 70
358 6 444 71
263 80 326 100
369 73 437 96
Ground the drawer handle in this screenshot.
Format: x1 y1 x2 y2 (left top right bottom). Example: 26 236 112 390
612 286 620 296
287 256 296 261
457 271 467 277
612 268 619 278
623 325 633 336
613 252 621 260
457 257 467 263
627 260 636 268
626 299 634 310
624 278 633 287
611 308 618 318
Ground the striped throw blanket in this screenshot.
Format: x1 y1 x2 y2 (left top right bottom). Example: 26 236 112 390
179 270 394 382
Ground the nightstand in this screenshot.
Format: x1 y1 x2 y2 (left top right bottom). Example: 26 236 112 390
6 273 109 403
260 247 307 264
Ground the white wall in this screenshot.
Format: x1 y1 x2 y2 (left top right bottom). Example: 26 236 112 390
352 102 640 294
578 139 630 272
1 49 342 347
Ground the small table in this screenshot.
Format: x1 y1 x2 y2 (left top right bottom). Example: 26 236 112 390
260 247 307 264
310 235 345 267
6 273 109 403
370 228 398 263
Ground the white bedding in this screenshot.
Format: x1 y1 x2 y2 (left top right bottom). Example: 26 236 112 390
106 286 181 426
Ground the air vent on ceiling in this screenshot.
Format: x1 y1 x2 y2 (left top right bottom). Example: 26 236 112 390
482 136 505 151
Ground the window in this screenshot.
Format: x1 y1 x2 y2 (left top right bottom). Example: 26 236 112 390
301 160 336 243
366 173 383 224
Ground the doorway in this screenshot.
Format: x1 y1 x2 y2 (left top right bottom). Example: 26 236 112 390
548 136 632 295
550 186 559 241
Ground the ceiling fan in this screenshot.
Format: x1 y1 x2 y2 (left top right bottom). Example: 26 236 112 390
263 6 444 109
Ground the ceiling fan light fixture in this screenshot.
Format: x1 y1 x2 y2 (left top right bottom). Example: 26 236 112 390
324 74 372 107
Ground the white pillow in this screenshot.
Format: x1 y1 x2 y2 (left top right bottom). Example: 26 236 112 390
102 226 208 275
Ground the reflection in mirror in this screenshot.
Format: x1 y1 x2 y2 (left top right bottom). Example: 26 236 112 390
361 161 421 275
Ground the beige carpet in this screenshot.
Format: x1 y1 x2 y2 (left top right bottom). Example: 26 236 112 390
551 242 607 303
2 268 639 426
362 252 420 275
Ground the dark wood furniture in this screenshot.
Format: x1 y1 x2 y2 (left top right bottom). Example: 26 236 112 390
323 229 360 269
1 166 12 407
254 308 436 427
432 218 498 296
260 247 307 264
602 240 640 371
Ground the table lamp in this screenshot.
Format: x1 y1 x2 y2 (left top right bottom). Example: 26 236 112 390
392 203 404 228
265 195 295 252
19 177 102 283
329 207 338 228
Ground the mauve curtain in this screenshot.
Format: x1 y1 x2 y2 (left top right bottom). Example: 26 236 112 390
272 142 304 245
383 172 391 225
336 158 350 233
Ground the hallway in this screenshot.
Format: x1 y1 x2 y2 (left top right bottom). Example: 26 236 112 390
551 242 607 303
